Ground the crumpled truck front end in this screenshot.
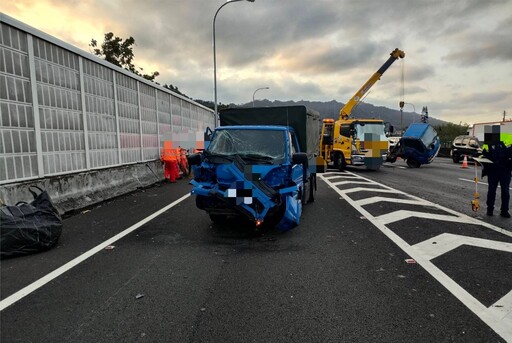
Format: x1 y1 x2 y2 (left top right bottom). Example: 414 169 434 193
190 155 302 231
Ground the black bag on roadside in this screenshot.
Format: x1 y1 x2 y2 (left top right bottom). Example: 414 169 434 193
1 187 62 258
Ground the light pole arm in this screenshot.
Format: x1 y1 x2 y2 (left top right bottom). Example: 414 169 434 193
252 87 269 107
213 0 247 122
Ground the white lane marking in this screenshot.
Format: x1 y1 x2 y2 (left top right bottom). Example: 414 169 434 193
413 233 512 260
341 187 403 195
355 196 430 207
374 210 469 226
459 178 512 190
383 164 407 169
331 180 376 187
0 193 191 312
489 291 512 321
337 172 511 238
320 172 512 341
324 174 359 180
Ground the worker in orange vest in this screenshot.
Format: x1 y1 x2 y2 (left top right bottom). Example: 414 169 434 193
178 147 189 177
160 142 179 183
171 149 181 180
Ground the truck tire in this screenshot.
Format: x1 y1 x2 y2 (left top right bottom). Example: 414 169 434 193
406 159 420 168
300 184 307 205
334 153 346 171
209 214 228 224
302 180 313 204
452 154 459 163
307 175 316 203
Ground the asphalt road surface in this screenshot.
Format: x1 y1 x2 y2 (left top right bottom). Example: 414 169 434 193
1 158 511 342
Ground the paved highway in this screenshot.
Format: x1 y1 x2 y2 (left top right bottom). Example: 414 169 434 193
1 157 511 342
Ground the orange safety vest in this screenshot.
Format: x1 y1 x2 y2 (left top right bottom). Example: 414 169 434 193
161 142 178 162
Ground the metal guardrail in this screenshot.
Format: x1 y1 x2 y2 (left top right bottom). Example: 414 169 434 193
0 13 215 185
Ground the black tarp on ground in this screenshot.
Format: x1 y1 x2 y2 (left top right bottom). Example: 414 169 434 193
1 187 62 258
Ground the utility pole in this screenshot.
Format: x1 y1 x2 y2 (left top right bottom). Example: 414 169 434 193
421 106 429 123
399 101 404 134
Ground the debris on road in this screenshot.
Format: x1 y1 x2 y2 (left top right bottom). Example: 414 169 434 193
104 245 115 250
405 258 416 264
135 293 145 299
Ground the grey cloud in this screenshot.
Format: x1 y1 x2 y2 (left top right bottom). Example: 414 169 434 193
458 91 509 104
216 75 325 104
442 17 512 66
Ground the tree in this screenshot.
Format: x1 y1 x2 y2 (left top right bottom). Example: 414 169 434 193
434 122 469 145
90 32 159 82
163 84 189 98
193 99 230 111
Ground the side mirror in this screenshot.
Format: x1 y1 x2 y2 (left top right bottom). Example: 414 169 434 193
204 127 213 141
292 152 308 166
187 153 202 166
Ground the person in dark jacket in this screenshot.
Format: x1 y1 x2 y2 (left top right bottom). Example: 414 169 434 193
482 138 512 218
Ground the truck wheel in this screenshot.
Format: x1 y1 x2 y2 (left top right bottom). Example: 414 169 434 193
300 185 307 205
406 159 420 168
260 202 286 232
387 156 397 163
452 154 459 163
209 214 227 224
334 153 346 171
308 175 316 203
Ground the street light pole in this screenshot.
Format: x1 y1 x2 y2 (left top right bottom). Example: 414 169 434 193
213 0 255 124
252 87 269 107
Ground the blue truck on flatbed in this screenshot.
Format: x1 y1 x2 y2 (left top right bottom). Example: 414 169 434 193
187 106 325 231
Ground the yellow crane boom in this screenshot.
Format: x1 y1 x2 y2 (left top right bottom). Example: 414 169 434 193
339 48 405 120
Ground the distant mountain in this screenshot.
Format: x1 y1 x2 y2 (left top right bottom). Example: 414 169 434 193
233 99 448 131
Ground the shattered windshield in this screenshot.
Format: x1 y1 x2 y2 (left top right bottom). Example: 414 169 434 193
207 129 286 162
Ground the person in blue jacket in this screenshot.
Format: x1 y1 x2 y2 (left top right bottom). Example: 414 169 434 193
482 131 512 218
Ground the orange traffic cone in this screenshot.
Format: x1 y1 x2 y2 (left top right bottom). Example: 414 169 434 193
461 155 468 168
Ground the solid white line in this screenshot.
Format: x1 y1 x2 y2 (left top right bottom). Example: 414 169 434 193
459 178 486 185
458 178 512 190
0 192 191 312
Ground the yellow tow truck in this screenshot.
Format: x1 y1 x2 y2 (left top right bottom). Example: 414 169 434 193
320 48 405 170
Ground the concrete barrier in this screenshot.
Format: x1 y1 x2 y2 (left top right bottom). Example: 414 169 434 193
0 161 164 215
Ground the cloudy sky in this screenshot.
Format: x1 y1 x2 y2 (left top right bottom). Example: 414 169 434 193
1 0 511 125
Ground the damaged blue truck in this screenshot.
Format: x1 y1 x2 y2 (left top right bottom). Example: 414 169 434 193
187 106 326 231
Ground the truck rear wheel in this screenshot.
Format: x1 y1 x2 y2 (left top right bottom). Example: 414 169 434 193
334 153 346 171
307 175 316 203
